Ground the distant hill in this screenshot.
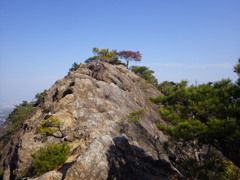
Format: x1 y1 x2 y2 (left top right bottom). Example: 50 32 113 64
0 105 14 126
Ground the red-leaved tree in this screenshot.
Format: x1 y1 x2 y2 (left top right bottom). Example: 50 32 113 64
117 51 142 69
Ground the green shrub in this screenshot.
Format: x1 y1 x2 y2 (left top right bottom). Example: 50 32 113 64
127 109 145 123
37 116 60 135
131 66 158 86
127 109 145 141
153 77 240 177
0 101 34 153
30 142 70 176
69 62 80 72
35 90 47 105
5 101 34 134
180 155 240 179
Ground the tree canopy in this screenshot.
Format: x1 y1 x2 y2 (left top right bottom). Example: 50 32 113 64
234 58 240 86
234 58 240 76
151 61 240 178
4 101 34 135
85 48 119 64
84 48 142 68
131 66 158 86
118 51 142 69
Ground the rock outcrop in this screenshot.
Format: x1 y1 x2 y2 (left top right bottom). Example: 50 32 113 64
0 61 181 179
65 135 178 180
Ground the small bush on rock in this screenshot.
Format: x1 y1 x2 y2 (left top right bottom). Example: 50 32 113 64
30 142 70 176
37 116 60 135
69 62 80 72
127 109 145 123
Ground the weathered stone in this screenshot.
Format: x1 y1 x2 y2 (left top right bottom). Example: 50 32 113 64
65 135 113 180
3 166 10 180
65 135 180 180
28 171 62 180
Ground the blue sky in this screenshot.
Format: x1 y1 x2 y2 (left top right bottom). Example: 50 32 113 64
0 0 239 104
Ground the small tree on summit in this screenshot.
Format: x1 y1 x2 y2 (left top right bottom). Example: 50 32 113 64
85 48 118 64
117 51 142 69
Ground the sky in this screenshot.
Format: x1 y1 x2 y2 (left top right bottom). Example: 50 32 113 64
0 0 240 105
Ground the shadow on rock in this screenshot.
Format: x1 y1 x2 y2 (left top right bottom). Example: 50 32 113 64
107 136 180 180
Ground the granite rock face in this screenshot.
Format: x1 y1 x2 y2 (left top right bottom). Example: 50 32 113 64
65 135 179 180
0 61 180 179
28 171 63 180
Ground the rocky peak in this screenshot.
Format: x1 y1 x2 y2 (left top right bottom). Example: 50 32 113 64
0 61 181 179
